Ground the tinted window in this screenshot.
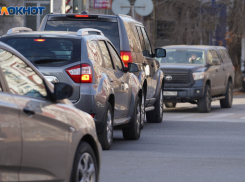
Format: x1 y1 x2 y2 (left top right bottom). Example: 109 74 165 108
98 41 113 69
87 40 103 66
1 37 81 67
136 27 145 51
218 49 231 63
141 28 152 56
108 42 124 72
45 21 120 52
0 49 47 99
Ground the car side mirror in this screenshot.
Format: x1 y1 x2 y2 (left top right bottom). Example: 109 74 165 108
212 58 221 65
128 63 138 72
155 48 166 58
53 82 73 101
124 66 128 73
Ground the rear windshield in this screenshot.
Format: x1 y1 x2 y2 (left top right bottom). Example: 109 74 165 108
45 21 120 52
1 37 81 67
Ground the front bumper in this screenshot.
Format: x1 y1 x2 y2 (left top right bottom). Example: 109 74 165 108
164 87 204 102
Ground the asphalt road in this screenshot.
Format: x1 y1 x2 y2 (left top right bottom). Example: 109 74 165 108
100 93 245 182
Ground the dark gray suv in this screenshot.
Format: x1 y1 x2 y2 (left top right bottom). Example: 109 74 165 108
39 13 166 127
1 27 143 150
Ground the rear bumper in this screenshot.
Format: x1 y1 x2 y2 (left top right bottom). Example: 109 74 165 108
163 87 204 102
72 84 108 133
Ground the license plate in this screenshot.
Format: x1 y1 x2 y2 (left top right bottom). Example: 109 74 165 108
163 91 177 96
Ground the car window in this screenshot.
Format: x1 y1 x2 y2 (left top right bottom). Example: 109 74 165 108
210 49 219 58
98 41 114 69
1 37 81 67
87 40 103 66
0 49 47 99
136 27 145 51
207 50 213 64
45 21 120 53
107 42 124 72
141 27 152 57
218 49 231 64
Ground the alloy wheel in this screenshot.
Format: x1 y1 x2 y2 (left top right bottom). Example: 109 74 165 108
106 110 112 144
160 90 163 117
136 102 141 135
141 94 145 127
77 153 96 182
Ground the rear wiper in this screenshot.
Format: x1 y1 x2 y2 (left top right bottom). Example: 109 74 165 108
34 59 67 64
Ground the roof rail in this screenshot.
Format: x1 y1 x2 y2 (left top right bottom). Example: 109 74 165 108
77 28 104 36
7 27 33 34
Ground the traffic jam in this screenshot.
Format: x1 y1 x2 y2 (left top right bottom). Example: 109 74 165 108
0 10 235 182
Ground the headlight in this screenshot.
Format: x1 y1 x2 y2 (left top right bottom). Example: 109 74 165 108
193 72 204 80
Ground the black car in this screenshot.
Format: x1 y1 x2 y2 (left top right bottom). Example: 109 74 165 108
157 45 234 113
39 12 166 126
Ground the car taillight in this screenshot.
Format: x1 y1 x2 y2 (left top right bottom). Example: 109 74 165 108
34 39 45 42
81 64 92 83
66 64 93 83
75 15 89 18
120 51 132 67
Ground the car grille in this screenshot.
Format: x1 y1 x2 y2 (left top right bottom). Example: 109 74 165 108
164 73 190 84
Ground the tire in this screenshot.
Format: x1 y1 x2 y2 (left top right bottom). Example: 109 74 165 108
197 84 211 113
122 96 141 140
70 141 98 182
97 102 113 150
140 89 146 129
220 81 233 108
165 102 177 108
146 87 164 123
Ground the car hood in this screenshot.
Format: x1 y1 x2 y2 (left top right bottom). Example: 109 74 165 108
160 63 205 72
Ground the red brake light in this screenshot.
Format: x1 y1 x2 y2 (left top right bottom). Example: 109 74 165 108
90 114 95 118
120 51 132 67
75 15 89 18
34 39 45 42
66 64 93 83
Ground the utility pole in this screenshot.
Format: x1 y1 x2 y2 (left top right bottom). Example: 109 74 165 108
50 0 53 13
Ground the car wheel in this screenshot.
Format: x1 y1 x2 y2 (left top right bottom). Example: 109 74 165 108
140 89 146 129
146 87 164 123
220 81 233 108
70 141 98 182
165 102 177 108
197 84 211 113
98 102 113 150
122 96 141 140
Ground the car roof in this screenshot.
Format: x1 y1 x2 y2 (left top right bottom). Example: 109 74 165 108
162 45 226 50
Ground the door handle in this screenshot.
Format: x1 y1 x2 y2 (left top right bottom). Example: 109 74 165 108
223 67 226 71
110 79 113 82
216 69 218 72
121 81 124 84
23 108 35 116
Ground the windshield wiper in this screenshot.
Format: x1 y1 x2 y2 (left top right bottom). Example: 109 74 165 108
33 59 67 65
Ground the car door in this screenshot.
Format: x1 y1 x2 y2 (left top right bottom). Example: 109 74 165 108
0 50 70 182
210 49 226 95
98 40 125 118
0 64 21 182
107 41 131 117
140 27 157 99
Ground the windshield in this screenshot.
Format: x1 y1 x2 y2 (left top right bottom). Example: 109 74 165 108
157 49 205 64
1 37 81 67
45 21 120 52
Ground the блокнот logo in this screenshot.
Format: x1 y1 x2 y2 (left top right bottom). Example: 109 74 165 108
0 7 45 15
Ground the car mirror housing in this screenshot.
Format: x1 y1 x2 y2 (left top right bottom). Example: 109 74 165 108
53 82 73 101
155 48 166 58
128 63 138 72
